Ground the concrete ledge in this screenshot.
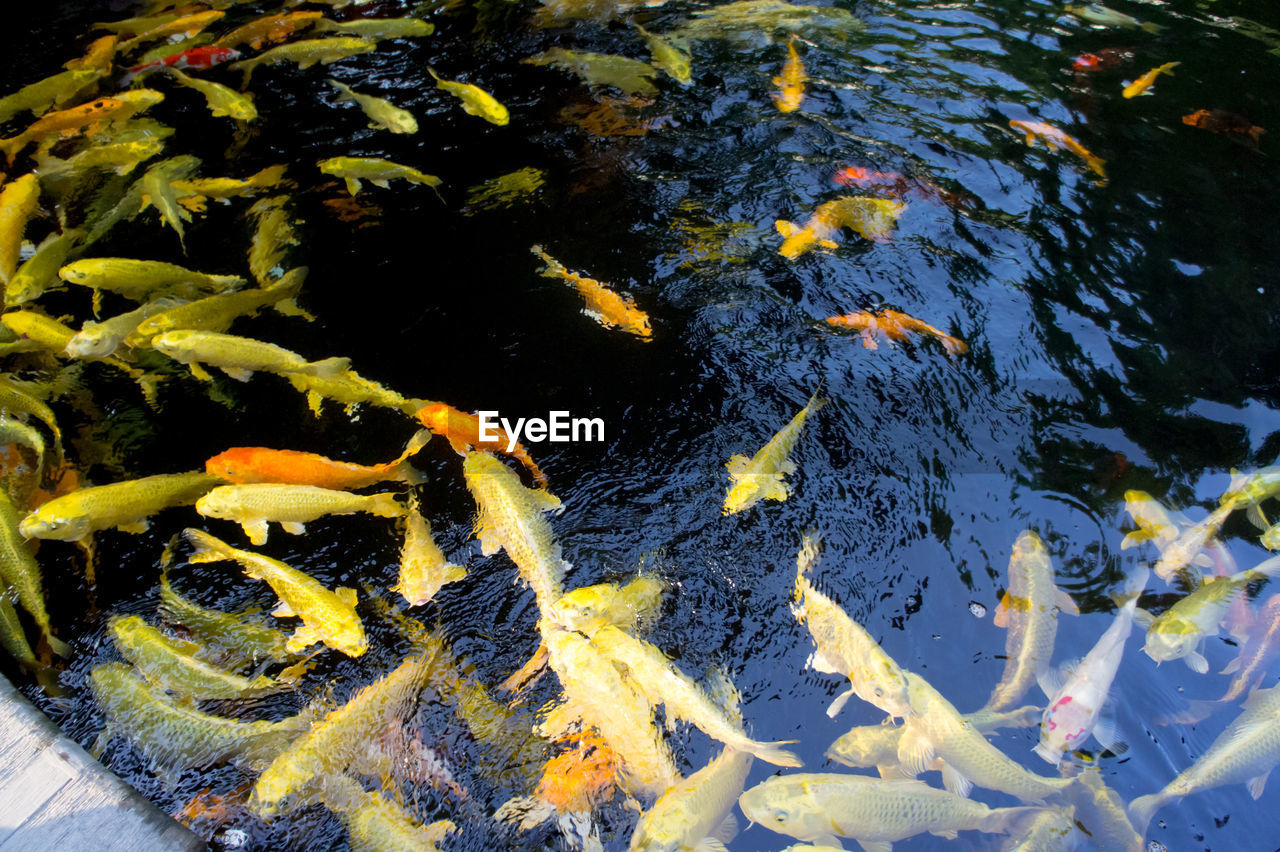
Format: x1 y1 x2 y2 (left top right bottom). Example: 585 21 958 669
0 673 206 852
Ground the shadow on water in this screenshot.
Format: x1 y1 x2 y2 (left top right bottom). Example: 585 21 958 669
1 0 1279 848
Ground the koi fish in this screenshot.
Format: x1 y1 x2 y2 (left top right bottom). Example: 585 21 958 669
19 471 221 542
59 258 245 303
0 92 164 165
775 197 907 259
793 531 912 719
531 245 652 339
162 67 257 122
228 38 377 89
317 156 443 197
127 270 303 346
247 196 301 285
0 174 40 285
1035 568 1147 765
6 230 80 306
195 483 404 545
122 45 240 84
214 11 324 51
984 530 1078 713
1071 48 1132 73
313 17 435 40
184 527 367 657
33 120 172 179
1065 3 1160 33
1220 466 1280 528
1063 768 1144 852
1129 685 1280 833
392 493 466 607
1183 108 1266 146
152 329 349 383
158 568 295 670
117 10 225 53
418 401 552 483
738 774 1038 849
0 69 102 124
0 490 70 656
66 297 186 358
1152 497 1239 583
319 775 455 851
725 388 822 515
523 48 658 97
833 166 977 210
495 730 621 845
635 23 691 85
287 369 412 418
327 78 417 134
1009 119 1107 180
427 68 509 126
205 434 427 490
827 308 968 355
772 37 806 113
1122 61 1178 98
1143 556 1280 672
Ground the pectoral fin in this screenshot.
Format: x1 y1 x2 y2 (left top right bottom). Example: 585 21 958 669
343 177 361 195
940 761 972 799
286 623 320 653
117 520 149 534
281 521 306 536
220 366 253 382
1092 713 1127 756
808 648 840 675
710 814 738 844
242 519 270 546
860 840 892 852
188 362 213 381
826 684 856 718
1054 587 1079 616
693 839 728 852
529 487 562 514
474 509 501 556
1186 649 1209 674
1248 769 1271 799
272 600 297 618
336 587 358 608
896 723 936 776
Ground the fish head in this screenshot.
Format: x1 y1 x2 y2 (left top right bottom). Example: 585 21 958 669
204 449 252 482
194 489 238 521
825 726 899 766
57 261 94 285
150 329 197 357
1143 618 1198 663
416 403 456 436
19 504 91 541
867 674 913 718
737 777 825 842
65 324 117 358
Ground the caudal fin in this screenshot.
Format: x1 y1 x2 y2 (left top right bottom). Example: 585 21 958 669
304 356 351 377
1128 792 1167 835
365 492 406 519
747 739 802 768
183 527 236 563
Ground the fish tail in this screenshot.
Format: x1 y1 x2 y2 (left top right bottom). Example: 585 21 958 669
366 492 406 519
304 356 351 377
982 805 1043 836
388 459 427 486
1128 792 1167 834
1140 21 1162 34
44 632 72 659
749 740 803 768
184 527 235 564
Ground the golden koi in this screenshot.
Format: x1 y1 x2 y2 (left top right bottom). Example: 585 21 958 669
127 270 304 346
0 69 102 125
772 37 807 113
327 78 417 134
163 67 257 122
392 494 467 608
1122 61 1179 99
247 196 301 285
0 490 70 656
0 93 163 165
1010 119 1107 181
313 17 435 40
0 174 41 285
319 775 455 851
151 329 349 383
635 24 691 85
158 568 294 669
185 527 367 657
66 296 185 358
724 388 822 515
64 35 119 73
531 245 652 339
827 308 968 355
776 196 907 259
427 68 509 125
317 156 443 197
118 10 224 53
287 368 412 417
214 11 324 50
6 230 79 306
19 471 220 541
194 483 403 545
59 257 245 303
229 38 377 88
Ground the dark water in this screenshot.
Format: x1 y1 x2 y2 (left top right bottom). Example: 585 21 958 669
2 0 1279 849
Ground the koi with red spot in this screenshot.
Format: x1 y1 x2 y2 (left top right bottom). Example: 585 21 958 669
123 46 240 84
415 402 548 487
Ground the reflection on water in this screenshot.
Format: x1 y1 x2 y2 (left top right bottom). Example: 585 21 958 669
0 0 1278 848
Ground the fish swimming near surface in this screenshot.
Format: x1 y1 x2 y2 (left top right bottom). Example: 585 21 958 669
318 774 455 852
792 531 912 719
161 67 257 122
1065 3 1161 33
158 567 294 670
117 10 225 53
318 156 443 198
1219 466 1280 529
214 11 324 51
0 174 41 286
0 92 164 165
205 434 428 490
724 388 822 515
151 329 350 383
1063 767 1144 852
1035 568 1147 765
327 78 418 134
392 493 467 607
0 490 71 657
194 483 404 545
1151 496 1239 584
531 245 653 339
127 270 304 347
416 402 549 487
634 23 691 85
776 196 907 259
229 38 377 88
772 36 807 113
65 297 186 359
1009 119 1107 181
427 68 509 125
19 471 220 542
59 257 244 305
827 308 968 355
984 530 1079 713
1143 556 1280 672
738 773 1039 849
184 527 367 657
122 45 240 84
0 69 103 125
1122 61 1179 99
1183 108 1266 146
6 230 81 306
1129 684 1280 834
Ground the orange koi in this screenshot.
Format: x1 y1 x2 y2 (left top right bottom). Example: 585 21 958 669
1009 119 1107 181
64 35 118 73
535 731 620 813
119 10 225 53
215 11 324 51
416 402 549 488
0 94 159 165
772 37 806 114
834 167 977 211
1183 109 1265 146
775 196 906 259
827 308 968 356
531 245 652 340
206 435 427 490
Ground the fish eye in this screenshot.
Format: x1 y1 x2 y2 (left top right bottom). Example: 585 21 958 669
873 686 886 697
772 810 788 824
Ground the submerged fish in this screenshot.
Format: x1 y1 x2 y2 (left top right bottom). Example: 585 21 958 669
1009 119 1107 181
195 483 403 545
185 527 367 657
327 78 417 134
162 67 257 121
1065 3 1160 33
1152 497 1239 583
1121 489 1182 551
984 530 1078 713
205 435 426 490
1143 556 1280 672
318 156 443 197
0 69 102 125
1035 569 1147 765
247 196 301 285
215 11 324 50
0 490 70 656
127 271 304 346
772 37 807 113
123 45 240 84
0 93 163 165
6 229 80 306
228 38 376 88
416 402 548 487
250 653 436 816
313 17 435 40
392 493 467 607
635 24 691 85
827 704 1040 774
1064 768 1144 852
1129 685 1280 833
319 774 455 852
531 245 652 339
592 624 802 766
66 297 185 358
427 68 509 125
792 531 912 719
59 257 244 303
463 450 568 613
738 774 1038 849
724 388 822 515
776 197 906 259
0 174 41 285
158 568 293 669
523 48 658 97
90 662 309 772
1183 108 1266 145
548 575 665 637
1122 61 1178 99
19 471 220 542
827 308 968 355
287 368 411 417
629 736 750 851
151 329 349 383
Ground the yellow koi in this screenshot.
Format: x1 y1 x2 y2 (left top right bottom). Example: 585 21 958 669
194 483 402 545
151 329 349 383
19 471 220 542
392 493 466 607
427 68 509 126
1122 61 1179 99
724 388 822 515
772 37 806 113
0 174 41 284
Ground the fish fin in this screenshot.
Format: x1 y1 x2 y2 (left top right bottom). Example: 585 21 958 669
1221 655 1242 675
529 487 562 515
1158 698 1219 726
859 840 892 852
818 238 839 250
992 592 1011 628
1119 531 1146 549
692 839 728 852
371 179 391 189
1140 21 1161 34
242 519 269 546
1248 770 1271 799
500 643 548 693
272 600 296 618
474 508 502 556
220 366 253 382
940 761 972 799
774 219 798 238
286 624 319 653
825 684 856 717
343 178 361 195
188 362 213 381
808 648 840 675
1092 713 1127 755
336 587 358 608
1132 607 1156 630
762 476 791 502
931 829 960 840
780 459 797 475
306 356 351 377
117 520 149 534
896 722 936 776
1192 553 1214 568
1186 649 1210 674
1054 587 1079 616
1246 503 1269 530
725 454 752 479
280 521 306 536
1037 662 1069 699
366 492 405 519
710 814 738 844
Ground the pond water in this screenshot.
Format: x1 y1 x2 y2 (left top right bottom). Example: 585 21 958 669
2 0 1279 849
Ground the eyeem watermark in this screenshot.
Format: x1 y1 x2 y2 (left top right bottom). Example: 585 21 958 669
477 411 605 452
